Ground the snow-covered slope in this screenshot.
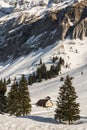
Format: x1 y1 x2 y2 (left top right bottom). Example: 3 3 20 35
0 38 87 129
0 38 87 79
0 0 12 8
0 0 77 8
0 0 82 17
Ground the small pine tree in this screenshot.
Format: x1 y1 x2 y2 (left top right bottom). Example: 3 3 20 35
32 72 36 83
56 63 61 74
4 78 6 85
36 68 42 82
41 63 47 79
40 59 42 65
19 75 32 116
59 57 64 66
50 65 55 77
52 56 58 63
55 75 80 125
7 77 11 85
14 77 16 81
28 74 33 85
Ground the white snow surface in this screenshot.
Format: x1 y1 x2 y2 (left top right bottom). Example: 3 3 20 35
0 0 83 19
0 38 87 129
0 0 12 8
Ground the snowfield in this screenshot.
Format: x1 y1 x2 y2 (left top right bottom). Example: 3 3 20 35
0 0 87 129
0 38 87 129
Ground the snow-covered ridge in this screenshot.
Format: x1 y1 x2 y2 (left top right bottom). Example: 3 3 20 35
0 0 83 10
0 0 83 19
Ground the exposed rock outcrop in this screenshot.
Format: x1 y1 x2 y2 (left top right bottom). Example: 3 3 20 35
0 0 87 62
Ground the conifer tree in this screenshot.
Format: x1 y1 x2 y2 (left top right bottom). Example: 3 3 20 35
36 68 42 82
28 74 33 85
0 80 6 95
56 63 61 74
52 56 58 63
7 82 19 116
55 75 80 125
7 77 11 85
14 77 16 81
50 65 55 76
32 72 36 83
0 80 7 113
4 78 6 85
46 71 52 79
41 63 47 79
19 75 32 116
59 57 64 66
40 58 42 65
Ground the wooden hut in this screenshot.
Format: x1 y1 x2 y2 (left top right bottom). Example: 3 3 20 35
36 99 53 108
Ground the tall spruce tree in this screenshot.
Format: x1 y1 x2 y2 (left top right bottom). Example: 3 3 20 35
55 75 80 125
19 75 32 116
7 82 19 116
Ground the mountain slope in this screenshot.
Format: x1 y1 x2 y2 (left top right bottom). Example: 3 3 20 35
0 0 87 62
0 38 87 78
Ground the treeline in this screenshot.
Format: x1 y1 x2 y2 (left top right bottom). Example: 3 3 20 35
0 75 31 116
28 57 64 85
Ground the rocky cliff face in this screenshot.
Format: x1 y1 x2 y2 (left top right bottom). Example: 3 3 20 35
0 0 87 62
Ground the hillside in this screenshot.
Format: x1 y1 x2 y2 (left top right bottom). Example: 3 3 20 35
0 39 87 129
0 38 87 79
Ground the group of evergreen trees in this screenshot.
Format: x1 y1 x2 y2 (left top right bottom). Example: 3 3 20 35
7 75 31 116
0 75 31 116
0 73 80 125
28 57 64 85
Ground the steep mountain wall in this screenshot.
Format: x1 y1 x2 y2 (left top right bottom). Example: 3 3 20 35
0 0 87 62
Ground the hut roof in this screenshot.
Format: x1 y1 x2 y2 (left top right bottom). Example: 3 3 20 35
45 96 51 99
